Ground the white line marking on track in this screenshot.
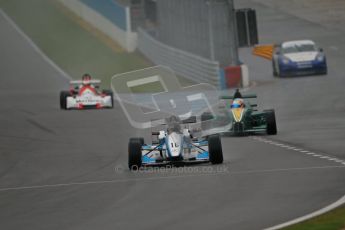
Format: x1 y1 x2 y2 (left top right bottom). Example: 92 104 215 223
264 194 345 230
0 165 343 192
286 147 296 150
0 9 72 80
320 156 330 159
328 158 337 161
328 158 341 162
251 137 345 166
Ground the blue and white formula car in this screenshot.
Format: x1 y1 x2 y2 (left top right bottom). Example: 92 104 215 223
272 40 327 77
128 116 223 170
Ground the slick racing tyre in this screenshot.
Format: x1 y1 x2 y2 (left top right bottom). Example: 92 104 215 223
130 137 145 146
102 90 114 108
272 60 278 77
60 91 70 110
208 135 223 164
265 109 277 135
128 138 143 170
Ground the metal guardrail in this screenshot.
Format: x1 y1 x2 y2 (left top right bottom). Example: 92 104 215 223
137 28 221 87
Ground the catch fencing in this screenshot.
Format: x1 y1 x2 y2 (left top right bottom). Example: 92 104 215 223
138 28 221 87
155 0 237 67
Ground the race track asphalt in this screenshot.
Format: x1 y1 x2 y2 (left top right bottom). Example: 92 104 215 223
0 2 345 230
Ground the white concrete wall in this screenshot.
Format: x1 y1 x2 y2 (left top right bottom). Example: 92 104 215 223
241 64 250 88
59 0 137 52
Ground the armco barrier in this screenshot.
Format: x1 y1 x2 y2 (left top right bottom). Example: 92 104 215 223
59 0 137 52
218 69 227 90
137 28 221 87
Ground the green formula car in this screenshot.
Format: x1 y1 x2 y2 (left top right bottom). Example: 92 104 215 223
201 90 277 136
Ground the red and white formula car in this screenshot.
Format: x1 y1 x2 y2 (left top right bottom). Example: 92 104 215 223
60 74 113 110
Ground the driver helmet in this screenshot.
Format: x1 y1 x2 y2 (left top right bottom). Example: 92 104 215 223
82 73 92 85
166 115 182 133
231 99 244 109
233 88 242 99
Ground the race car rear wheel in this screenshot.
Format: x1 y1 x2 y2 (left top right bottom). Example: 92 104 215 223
102 90 114 108
272 60 278 77
60 91 69 110
265 109 277 135
208 135 223 164
130 137 144 146
128 138 143 170
273 59 281 78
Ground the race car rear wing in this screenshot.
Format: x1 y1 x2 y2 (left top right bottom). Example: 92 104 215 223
70 80 101 85
219 93 257 100
150 115 197 136
150 116 197 127
182 116 197 124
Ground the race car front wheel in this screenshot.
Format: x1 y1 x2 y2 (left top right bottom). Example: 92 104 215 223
102 90 114 108
208 135 223 164
265 109 277 135
128 138 143 170
60 91 69 110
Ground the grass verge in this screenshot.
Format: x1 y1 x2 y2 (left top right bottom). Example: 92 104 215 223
282 205 345 230
0 0 194 91
0 0 150 89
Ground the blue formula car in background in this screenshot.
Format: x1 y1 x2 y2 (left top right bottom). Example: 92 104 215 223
128 116 223 170
272 40 327 77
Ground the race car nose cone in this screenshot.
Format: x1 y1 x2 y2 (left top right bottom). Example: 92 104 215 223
232 108 244 122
